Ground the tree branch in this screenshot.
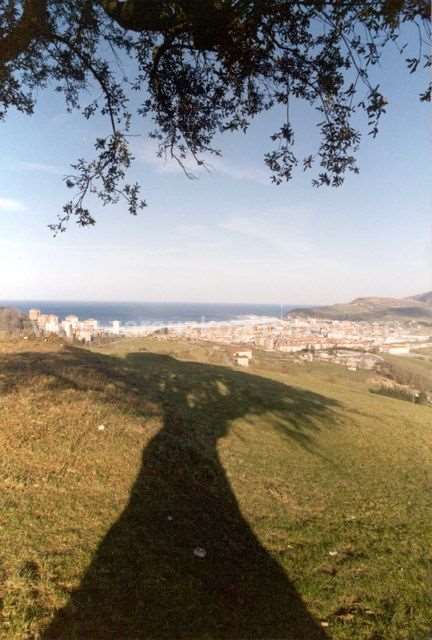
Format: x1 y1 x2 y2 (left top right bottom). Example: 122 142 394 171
0 0 49 65
97 0 178 32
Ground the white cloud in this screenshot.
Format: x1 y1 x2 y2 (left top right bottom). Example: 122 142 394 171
139 140 189 176
202 155 269 184
218 211 313 256
0 197 27 212
17 161 64 175
137 138 269 184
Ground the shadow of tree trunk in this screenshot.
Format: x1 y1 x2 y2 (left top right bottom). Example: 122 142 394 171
12 350 334 639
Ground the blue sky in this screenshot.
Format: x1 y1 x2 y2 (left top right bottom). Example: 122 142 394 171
0 30 430 304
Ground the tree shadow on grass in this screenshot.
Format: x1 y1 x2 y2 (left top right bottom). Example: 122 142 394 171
2 347 338 639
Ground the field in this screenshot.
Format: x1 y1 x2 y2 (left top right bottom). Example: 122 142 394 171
0 337 431 639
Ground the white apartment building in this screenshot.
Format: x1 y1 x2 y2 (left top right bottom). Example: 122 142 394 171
80 318 99 332
29 309 41 321
65 315 79 330
112 320 121 335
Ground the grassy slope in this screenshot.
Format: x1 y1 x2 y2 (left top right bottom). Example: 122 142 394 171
379 353 432 396
288 299 432 322
384 353 432 381
0 337 431 639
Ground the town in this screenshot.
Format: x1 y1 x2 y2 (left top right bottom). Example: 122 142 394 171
29 308 121 342
157 316 432 369
28 308 432 371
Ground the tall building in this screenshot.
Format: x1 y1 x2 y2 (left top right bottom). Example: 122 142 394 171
65 315 79 330
29 309 41 321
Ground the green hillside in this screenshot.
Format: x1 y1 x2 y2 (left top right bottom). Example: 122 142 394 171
289 292 432 322
1 338 431 639
382 353 432 391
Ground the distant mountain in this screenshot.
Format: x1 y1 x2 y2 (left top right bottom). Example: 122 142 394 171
288 292 432 322
411 291 432 305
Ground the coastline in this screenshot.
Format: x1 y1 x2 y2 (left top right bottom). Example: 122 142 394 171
2 300 294 328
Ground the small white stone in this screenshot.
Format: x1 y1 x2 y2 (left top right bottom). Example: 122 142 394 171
329 551 338 557
167 515 173 521
193 547 207 559
97 424 106 432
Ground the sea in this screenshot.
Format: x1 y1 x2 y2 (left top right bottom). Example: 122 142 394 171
2 301 301 328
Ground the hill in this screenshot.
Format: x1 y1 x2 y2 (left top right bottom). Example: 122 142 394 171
289 291 432 321
1 337 431 639
411 291 432 305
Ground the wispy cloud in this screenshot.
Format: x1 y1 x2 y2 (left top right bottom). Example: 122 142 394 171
204 155 269 184
17 161 64 175
0 197 27 212
137 138 269 184
218 211 313 255
139 142 186 176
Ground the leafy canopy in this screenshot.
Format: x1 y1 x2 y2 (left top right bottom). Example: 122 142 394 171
0 1 430 231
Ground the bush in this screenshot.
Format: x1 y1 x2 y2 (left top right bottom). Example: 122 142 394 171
0 308 25 334
371 384 430 405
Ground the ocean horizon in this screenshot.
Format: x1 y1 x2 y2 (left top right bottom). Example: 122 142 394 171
1 300 305 327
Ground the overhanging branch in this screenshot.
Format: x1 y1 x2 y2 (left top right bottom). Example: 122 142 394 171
98 0 178 32
0 0 49 65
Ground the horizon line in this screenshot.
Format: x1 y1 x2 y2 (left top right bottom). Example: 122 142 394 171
0 299 312 307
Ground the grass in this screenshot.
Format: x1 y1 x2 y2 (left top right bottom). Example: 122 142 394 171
383 353 432 382
0 337 431 639
377 353 432 398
